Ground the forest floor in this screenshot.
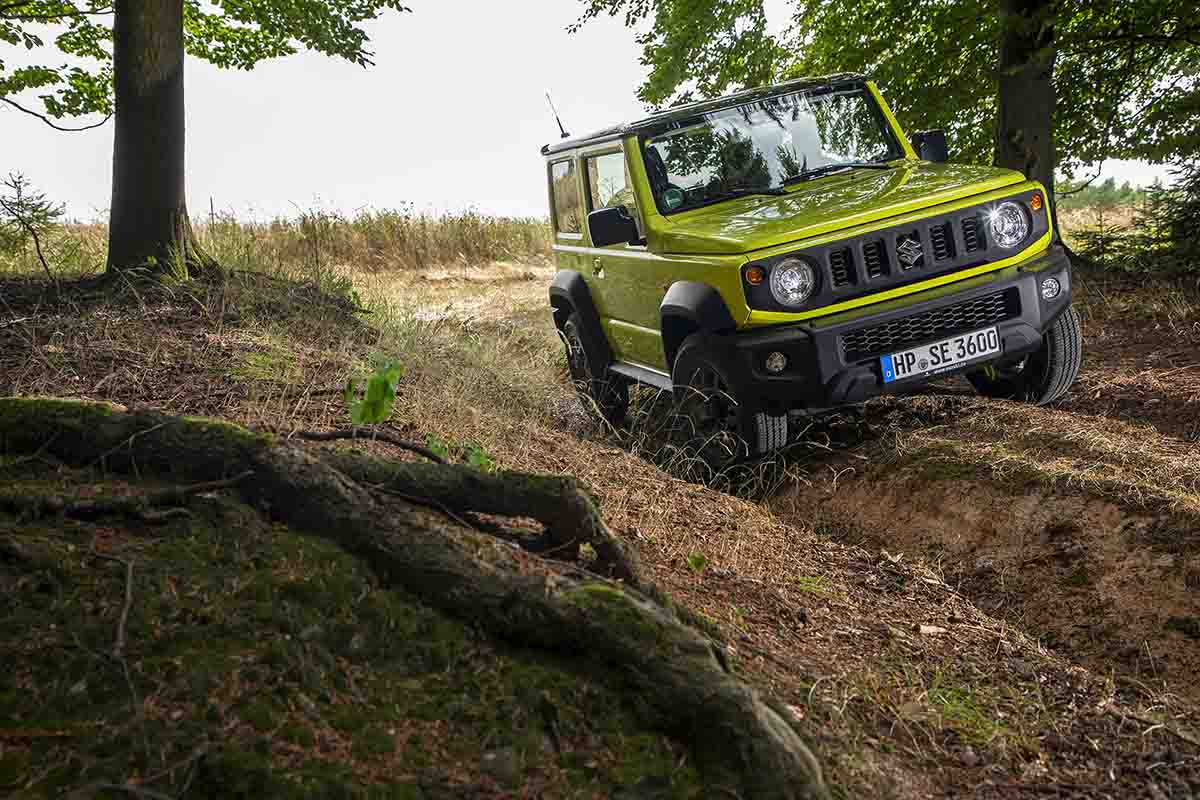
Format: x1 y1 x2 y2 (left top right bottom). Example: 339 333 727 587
1 255 1198 799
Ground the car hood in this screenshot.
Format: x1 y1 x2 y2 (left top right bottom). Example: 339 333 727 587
657 162 1028 256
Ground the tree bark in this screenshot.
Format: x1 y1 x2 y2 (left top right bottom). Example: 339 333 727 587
995 0 1057 200
106 0 202 275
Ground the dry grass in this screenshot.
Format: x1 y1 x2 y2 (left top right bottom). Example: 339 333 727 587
888 397 1200 514
0 208 551 279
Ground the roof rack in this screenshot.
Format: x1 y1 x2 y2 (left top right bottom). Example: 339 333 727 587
540 73 868 156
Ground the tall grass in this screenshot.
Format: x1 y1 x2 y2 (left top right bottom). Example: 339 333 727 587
0 207 552 278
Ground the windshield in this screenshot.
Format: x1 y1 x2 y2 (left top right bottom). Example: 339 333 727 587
642 87 903 214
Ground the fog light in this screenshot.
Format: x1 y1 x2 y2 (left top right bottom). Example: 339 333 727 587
764 352 788 373
1041 276 1062 300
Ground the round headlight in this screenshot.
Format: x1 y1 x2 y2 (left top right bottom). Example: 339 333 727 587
769 258 816 307
988 201 1030 249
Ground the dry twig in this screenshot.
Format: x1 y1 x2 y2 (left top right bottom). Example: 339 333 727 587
290 427 447 464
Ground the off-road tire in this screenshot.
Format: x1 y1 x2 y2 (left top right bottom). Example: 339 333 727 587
968 304 1082 405
670 333 787 469
563 313 628 426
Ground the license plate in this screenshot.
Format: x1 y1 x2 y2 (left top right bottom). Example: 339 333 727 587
880 326 1001 384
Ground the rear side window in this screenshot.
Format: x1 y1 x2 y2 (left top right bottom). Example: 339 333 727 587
550 159 582 235
585 151 643 238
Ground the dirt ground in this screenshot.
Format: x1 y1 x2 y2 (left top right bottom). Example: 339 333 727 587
2 260 1199 798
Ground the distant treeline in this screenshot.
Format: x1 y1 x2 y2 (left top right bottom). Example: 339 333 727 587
1056 177 1148 210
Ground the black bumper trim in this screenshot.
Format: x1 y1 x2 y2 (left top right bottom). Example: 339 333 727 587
708 245 1073 414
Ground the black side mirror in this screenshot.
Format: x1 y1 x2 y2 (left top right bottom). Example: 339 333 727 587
912 129 949 163
588 206 640 248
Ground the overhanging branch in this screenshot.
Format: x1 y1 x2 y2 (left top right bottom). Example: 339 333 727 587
0 97 111 132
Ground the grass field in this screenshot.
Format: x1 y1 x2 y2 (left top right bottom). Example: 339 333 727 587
2 206 1199 797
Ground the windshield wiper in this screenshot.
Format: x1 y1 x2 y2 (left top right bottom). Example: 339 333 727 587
718 186 790 200
781 161 895 186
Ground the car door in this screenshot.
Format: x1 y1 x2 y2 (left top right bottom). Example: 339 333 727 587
548 154 593 296
581 146 665 371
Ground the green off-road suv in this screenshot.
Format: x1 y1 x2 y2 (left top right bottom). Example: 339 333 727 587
543 73 1081 464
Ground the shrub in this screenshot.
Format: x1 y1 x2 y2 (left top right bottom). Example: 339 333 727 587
1076 163 1200 276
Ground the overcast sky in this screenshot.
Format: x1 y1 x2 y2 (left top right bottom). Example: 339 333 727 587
0 0 1173 222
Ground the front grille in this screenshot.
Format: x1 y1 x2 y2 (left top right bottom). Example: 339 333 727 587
839 288 1020 363
930 222 954 261
863 240 888 278
962 216 984 253
829 247 854 287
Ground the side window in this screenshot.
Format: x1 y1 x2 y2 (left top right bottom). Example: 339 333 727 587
585 151 643 238
550 159 582 235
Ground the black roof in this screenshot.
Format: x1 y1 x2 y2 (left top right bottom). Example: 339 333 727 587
540 73 869 156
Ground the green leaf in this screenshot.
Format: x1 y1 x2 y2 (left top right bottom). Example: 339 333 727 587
344 361 403 425
464 443 496 473
424 435 451 462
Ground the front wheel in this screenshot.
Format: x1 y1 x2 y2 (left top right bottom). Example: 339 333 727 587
967 304 1082 405
669 333 787 470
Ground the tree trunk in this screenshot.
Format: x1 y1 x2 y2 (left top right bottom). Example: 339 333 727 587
106 0 201 275
994 0 1057 200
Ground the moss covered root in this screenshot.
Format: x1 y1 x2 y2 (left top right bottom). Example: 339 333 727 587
0 397 826 799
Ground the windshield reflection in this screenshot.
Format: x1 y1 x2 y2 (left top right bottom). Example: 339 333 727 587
642 88 902 214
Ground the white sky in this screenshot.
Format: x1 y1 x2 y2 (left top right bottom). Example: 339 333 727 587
0 0 1173 222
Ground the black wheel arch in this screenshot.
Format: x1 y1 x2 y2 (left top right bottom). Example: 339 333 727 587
660 281 737 372
549 270 613 374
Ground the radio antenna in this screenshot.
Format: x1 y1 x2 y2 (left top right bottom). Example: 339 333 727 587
545 92 570 139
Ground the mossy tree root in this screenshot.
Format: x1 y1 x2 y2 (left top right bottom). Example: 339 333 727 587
322 451 640 585
0 398 826 799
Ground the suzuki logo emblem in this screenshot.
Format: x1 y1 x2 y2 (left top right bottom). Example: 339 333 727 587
897 236 923 269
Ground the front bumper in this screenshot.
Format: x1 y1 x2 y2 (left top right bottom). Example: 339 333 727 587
708 245 1073 414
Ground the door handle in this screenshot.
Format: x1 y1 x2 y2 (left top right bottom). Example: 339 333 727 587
592 258 605 278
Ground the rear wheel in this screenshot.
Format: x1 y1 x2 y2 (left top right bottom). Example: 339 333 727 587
967 304 1082 405
670 334 787 469
562 313 628 426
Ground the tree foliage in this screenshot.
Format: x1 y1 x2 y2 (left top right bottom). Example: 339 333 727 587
576 0 1200 175
0 0 409 122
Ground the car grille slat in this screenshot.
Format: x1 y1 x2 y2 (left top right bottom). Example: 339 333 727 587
829 247 854 288
863 239 888 279
962 215 984 253
839 288 1020 363
930 222 954 261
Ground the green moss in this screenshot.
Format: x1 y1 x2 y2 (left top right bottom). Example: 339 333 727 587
1065 565 1092 587
228 345 302 385
565 583 666 646
0 464 705 799
1166 616 1200 639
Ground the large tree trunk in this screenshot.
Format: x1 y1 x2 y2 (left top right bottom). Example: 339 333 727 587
105 0 202 275
994 0 1057 202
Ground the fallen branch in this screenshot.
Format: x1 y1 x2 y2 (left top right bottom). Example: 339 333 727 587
0 399 827 799
290 427 447 465
91 553 133 660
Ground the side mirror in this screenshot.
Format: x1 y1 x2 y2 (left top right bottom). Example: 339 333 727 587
587 206 640 248
912 129 949 163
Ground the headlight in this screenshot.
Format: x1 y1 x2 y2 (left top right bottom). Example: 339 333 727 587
987 201 1030 249
769 258 816 307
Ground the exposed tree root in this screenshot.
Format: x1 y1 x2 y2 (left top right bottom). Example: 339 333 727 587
0 470 254 525
0 398 826 799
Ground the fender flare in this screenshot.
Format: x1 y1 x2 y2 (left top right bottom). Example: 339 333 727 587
549 270 613 373
659 281 737 373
